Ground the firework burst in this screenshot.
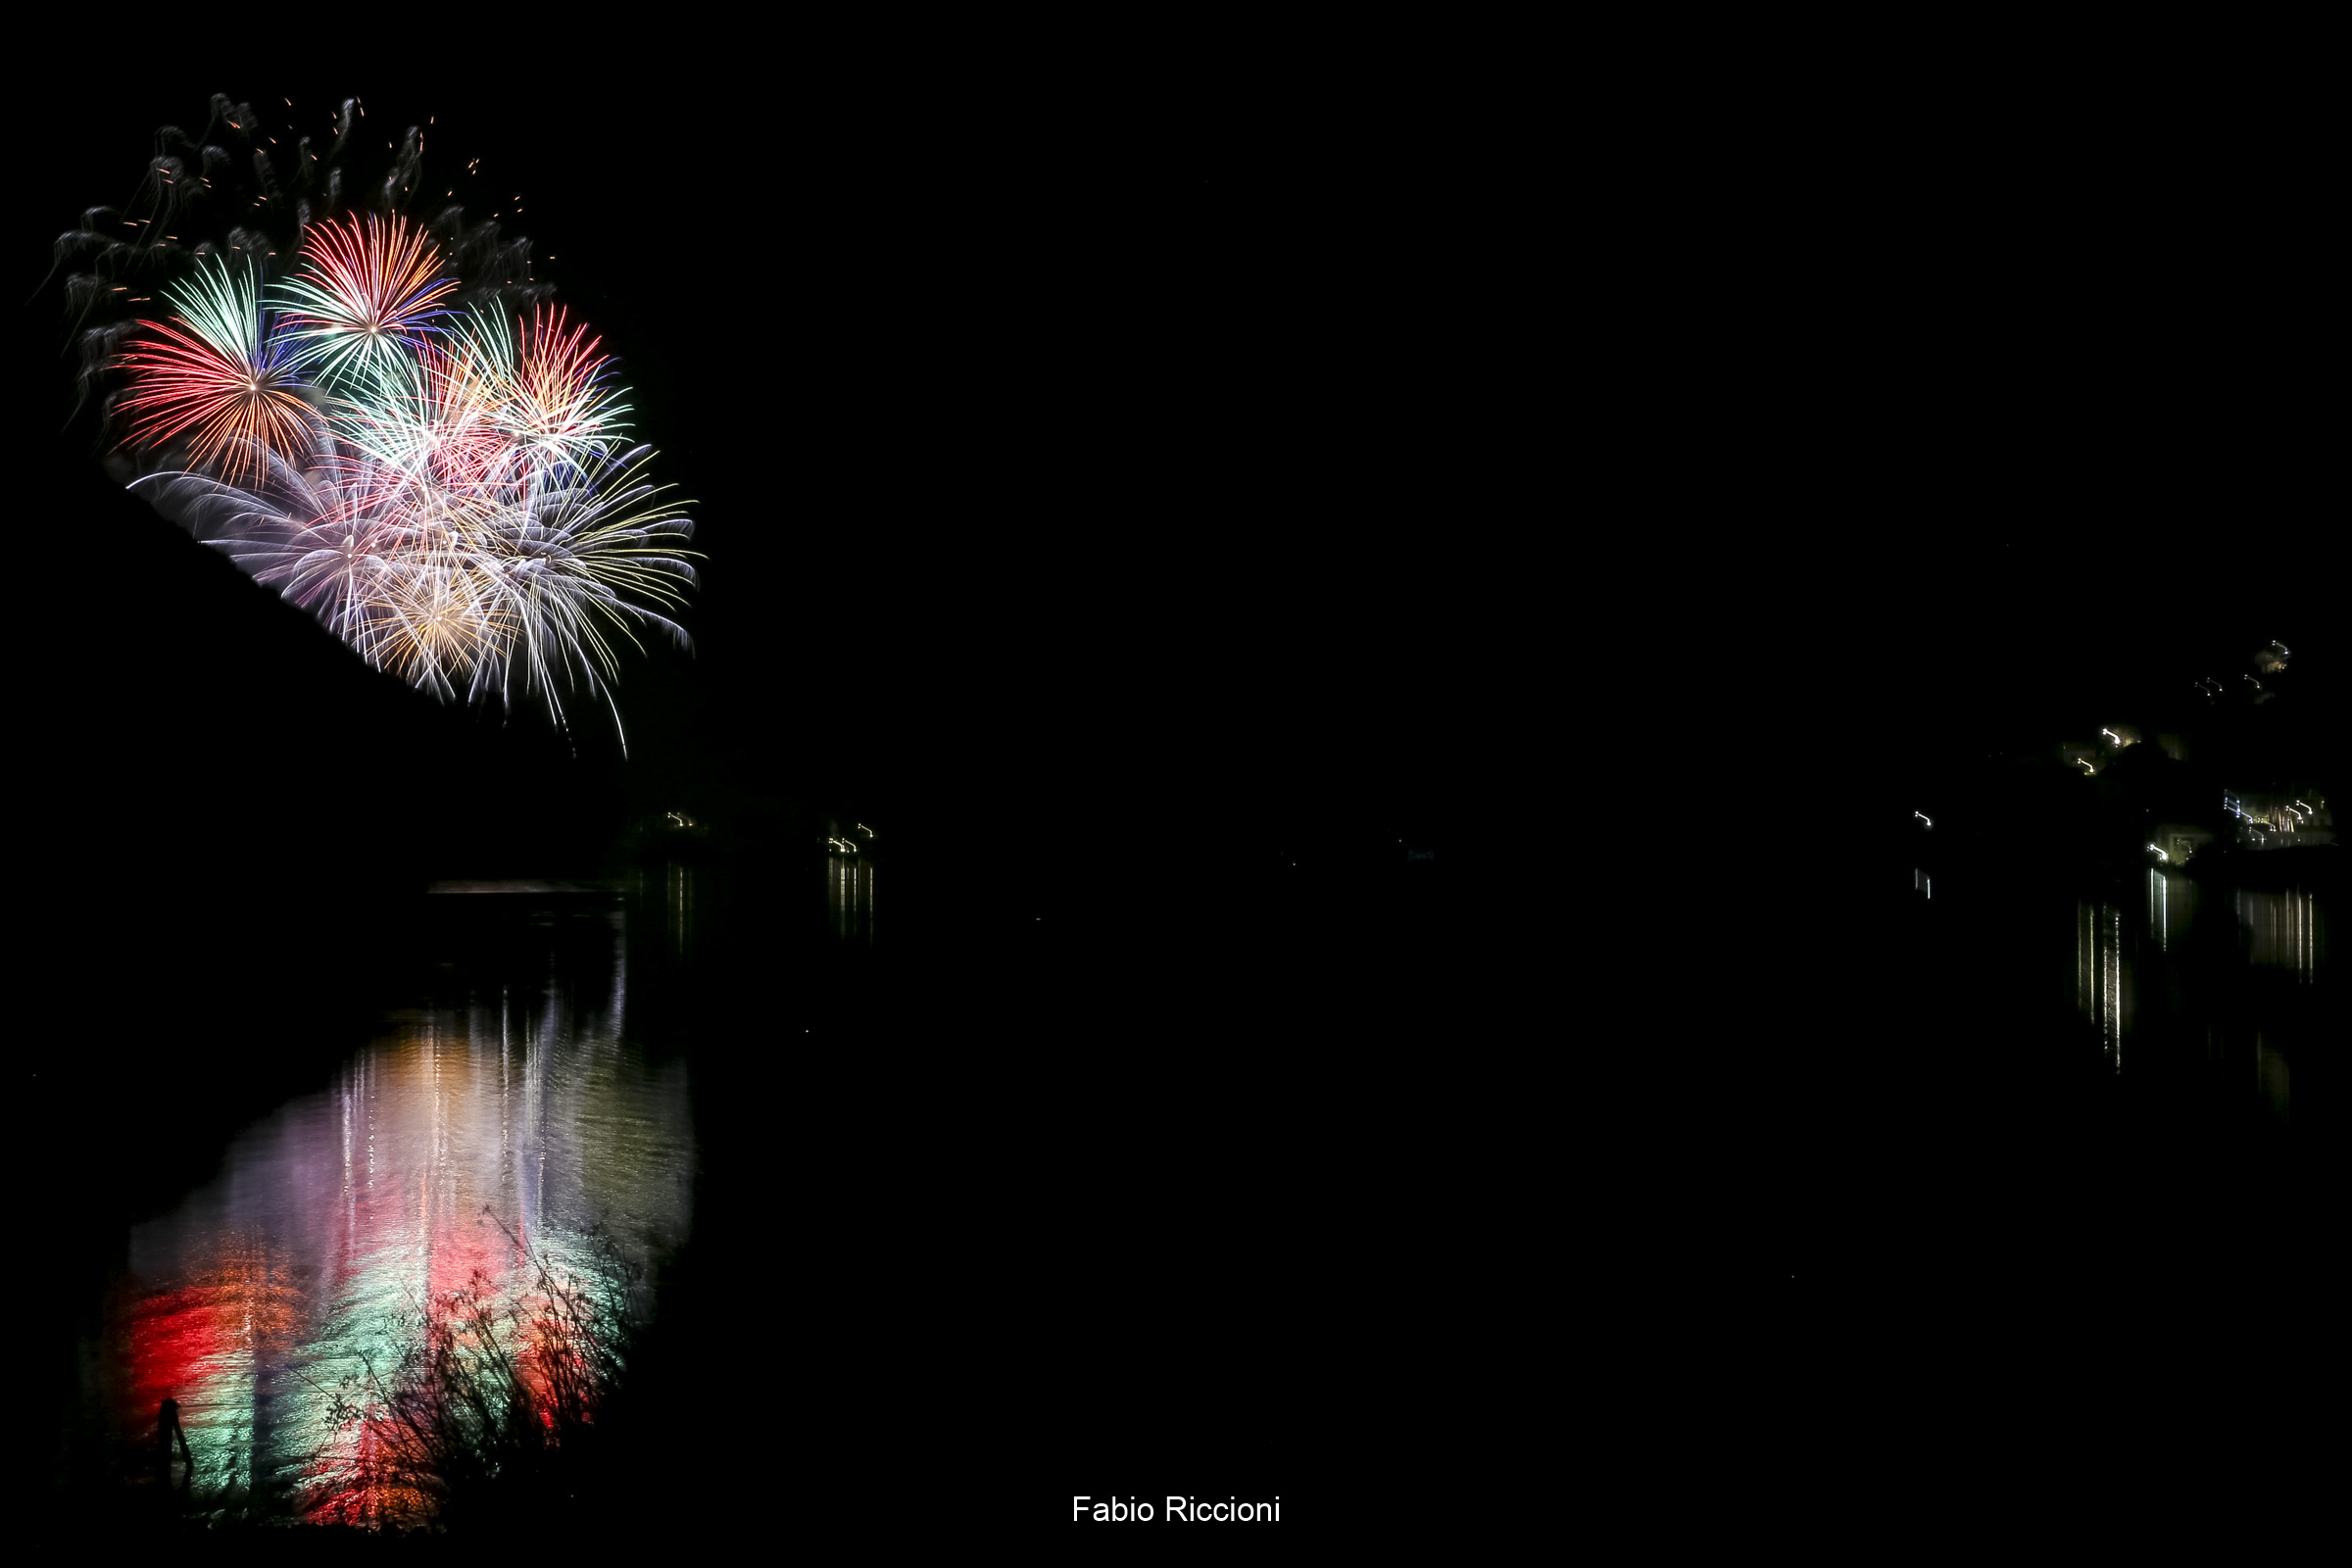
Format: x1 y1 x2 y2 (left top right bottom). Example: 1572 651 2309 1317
505 308 631 472
117 257 316 484
69 98 696 748
277 215 459 382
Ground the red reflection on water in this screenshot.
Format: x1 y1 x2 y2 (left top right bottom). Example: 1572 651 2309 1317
119 1284 237 1424
112 1249 307 1499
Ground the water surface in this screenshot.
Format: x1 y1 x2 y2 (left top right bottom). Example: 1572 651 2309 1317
109 900 692 1514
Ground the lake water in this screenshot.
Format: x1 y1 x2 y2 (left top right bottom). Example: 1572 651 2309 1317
2061 866 2320 1104
103 895 694 1519
1862 848 2329 1312
64 828 1439 1527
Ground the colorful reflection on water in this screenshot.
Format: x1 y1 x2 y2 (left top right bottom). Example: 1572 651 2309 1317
111 906 692 1519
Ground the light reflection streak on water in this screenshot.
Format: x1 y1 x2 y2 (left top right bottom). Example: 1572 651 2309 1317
114 914 692 1517
667 862 695 956
2109 906 2121 1072
2058 870 2323 1134
2235 886 2318 982
828 851 873 942
2077 898 2127 1071
2257 1033 2289 1119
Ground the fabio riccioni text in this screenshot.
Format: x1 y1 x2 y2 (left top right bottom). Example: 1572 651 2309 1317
1073 1496 1279 1522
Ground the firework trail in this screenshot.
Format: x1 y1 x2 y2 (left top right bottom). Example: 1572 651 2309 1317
47 93 694 749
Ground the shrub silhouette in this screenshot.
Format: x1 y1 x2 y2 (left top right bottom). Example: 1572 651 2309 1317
303 1210 642 1532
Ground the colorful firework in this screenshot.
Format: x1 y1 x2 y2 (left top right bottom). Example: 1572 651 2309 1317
61 98 696 748
276 215 459 382
504 307 631 471
116 257 316 484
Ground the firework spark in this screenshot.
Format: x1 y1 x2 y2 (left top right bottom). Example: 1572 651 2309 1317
505 307 630 471
116 257 316 483
276 214 459 383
